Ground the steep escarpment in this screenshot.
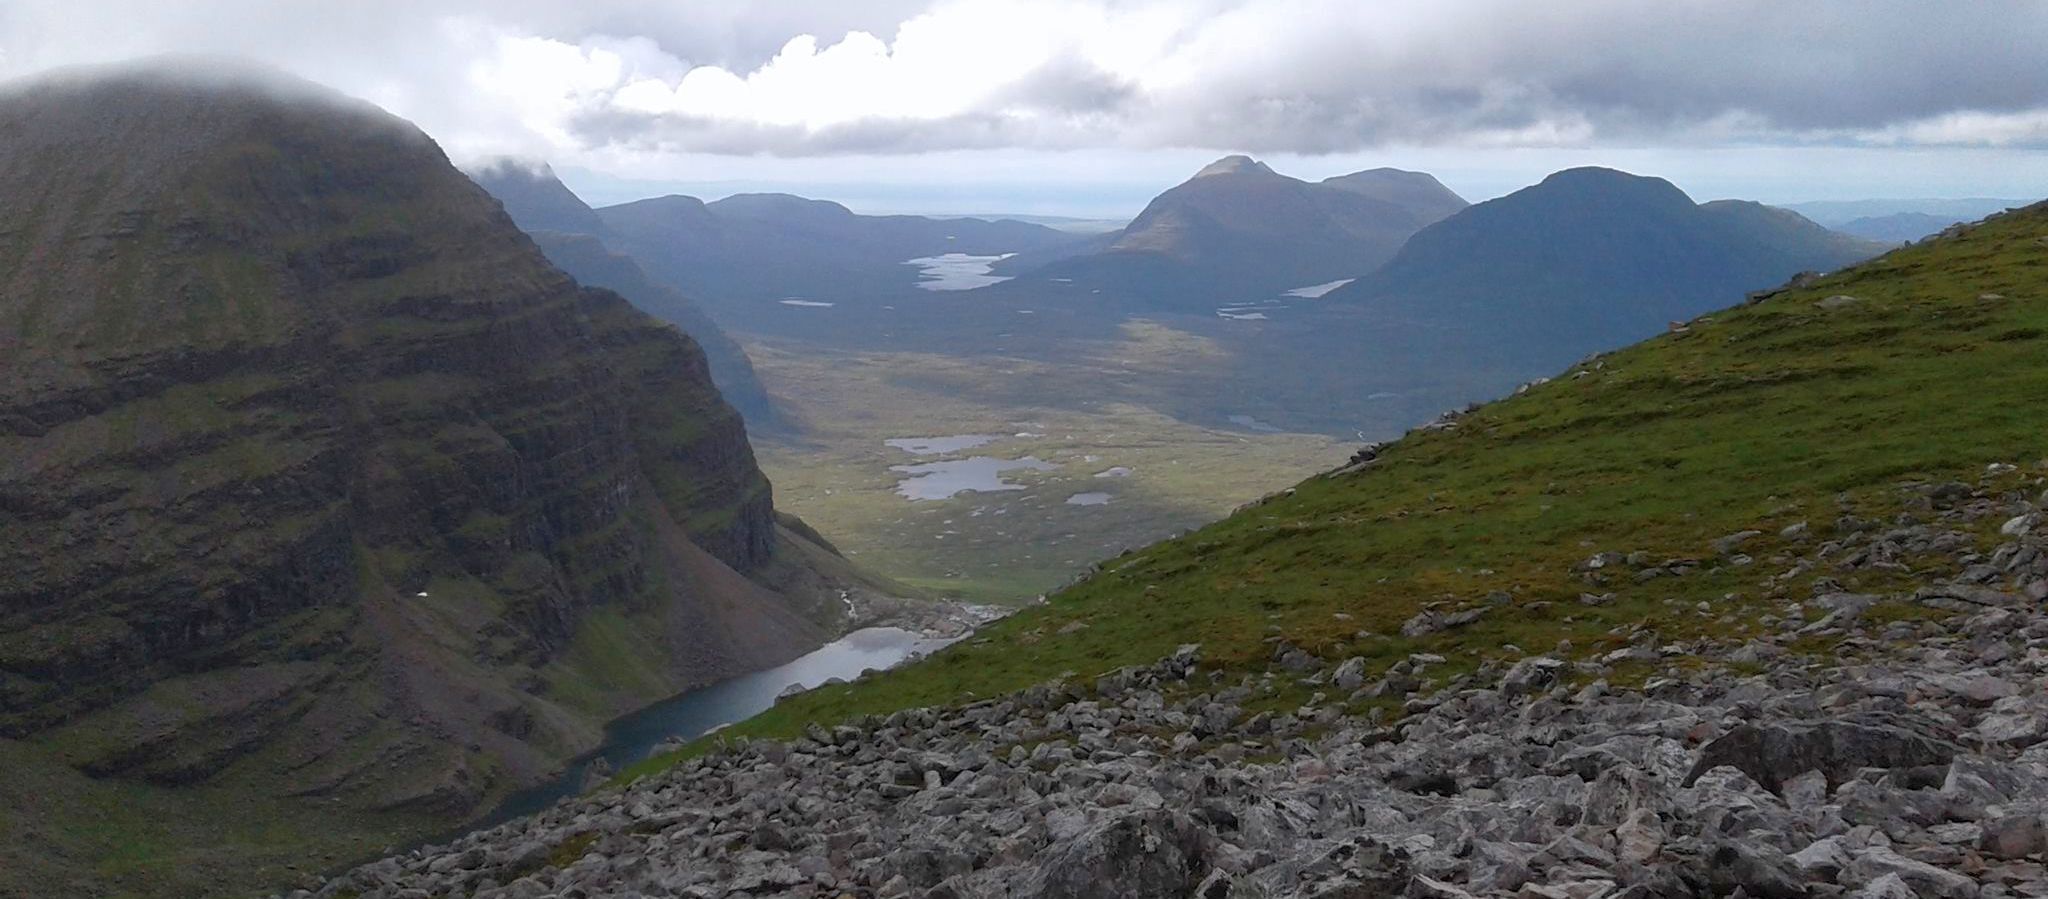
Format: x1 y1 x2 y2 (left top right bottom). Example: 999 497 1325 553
0 64 856 896
468 163 780 425
526 230 780 428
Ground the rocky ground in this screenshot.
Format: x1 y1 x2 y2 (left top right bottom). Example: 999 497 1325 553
295 476 2048 899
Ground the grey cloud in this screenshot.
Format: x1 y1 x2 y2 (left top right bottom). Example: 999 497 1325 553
546 1 2048 156
6 0 2048 160
568 107 1051 157
990 53 1141 116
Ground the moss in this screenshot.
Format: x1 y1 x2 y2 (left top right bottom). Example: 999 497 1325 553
547 832 600 870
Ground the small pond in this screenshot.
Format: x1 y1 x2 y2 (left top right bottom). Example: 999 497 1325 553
890 456 1058 501
905 253 1015 291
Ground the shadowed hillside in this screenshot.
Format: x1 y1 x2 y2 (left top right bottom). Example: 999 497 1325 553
0 62 882 897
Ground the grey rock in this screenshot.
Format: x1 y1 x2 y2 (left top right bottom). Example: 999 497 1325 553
1333 657 1369 692
1683 713 1960 794
1790 837 1854 880
1844 845 1979 899
1707 840 1813 899
1502 657 1566 697
1016 809 1205 899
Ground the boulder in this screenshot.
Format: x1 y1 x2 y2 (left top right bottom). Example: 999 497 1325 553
1502 657 1567 697
1014 809 1206 899
1682 713 1960 794
1705 840 1812 899
1844 845 1978 899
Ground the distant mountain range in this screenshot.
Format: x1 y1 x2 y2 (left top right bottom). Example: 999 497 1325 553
477 164 1088 337
472 161 777 423
597 192 1080 306
1328 166 1891 372
1780 197 2033 228
929 212 1129 234
1003 155 1468 307
1832 211 1971 243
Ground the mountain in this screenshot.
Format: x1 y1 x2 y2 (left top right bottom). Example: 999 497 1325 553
1317 166 1471 221
469 159 611 236
0 64 879 896
325 200 2048 899
1781 197 2031 228
590 189 1087 327
1006 156 1468 306
470 162 779 424
1328 167 1889 371
1835 211 1964 243
932 212 1129 234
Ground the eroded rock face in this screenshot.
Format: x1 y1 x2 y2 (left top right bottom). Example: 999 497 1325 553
0 68 829 818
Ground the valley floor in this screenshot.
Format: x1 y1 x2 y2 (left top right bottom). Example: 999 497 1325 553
743 332 1347 603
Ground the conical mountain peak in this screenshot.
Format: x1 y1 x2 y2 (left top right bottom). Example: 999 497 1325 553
1193 154 1276 179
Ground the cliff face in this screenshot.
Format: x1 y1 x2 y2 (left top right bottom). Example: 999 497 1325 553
467 163 782 425
528 230 782 428
0 65 835 887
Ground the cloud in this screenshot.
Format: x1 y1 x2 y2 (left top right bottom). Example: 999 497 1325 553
3 0 2048 166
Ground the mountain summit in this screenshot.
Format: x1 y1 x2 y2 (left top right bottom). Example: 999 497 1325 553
1192 154 1277 178
1329 166 1889 370
468 158 611 236
1013 157 1468 306
1318 166 1470 222
0 64 869 895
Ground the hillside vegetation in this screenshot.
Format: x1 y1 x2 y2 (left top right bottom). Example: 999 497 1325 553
632 198 2048 776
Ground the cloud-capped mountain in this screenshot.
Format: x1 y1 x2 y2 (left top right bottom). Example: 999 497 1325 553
0 64 870 896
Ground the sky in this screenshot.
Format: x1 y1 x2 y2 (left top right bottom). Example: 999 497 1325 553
3 0 2046 217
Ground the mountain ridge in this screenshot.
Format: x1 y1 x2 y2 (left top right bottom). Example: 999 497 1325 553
469 163 780 424
0 64 874 897
588 184 1086 329
1328 165 1891 371
1004 155 1468 307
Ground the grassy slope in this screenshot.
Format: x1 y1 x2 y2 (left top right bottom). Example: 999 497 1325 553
629 202 2048 778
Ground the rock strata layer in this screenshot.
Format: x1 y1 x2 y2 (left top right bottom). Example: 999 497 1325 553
0 66 846 833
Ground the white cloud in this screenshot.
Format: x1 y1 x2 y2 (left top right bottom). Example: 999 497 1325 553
410 0 2048 158
0 0 2044 205
1873 110 2048 148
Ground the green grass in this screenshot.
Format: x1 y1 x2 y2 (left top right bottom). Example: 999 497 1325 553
627 204 2048 781
747 340 1347 604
